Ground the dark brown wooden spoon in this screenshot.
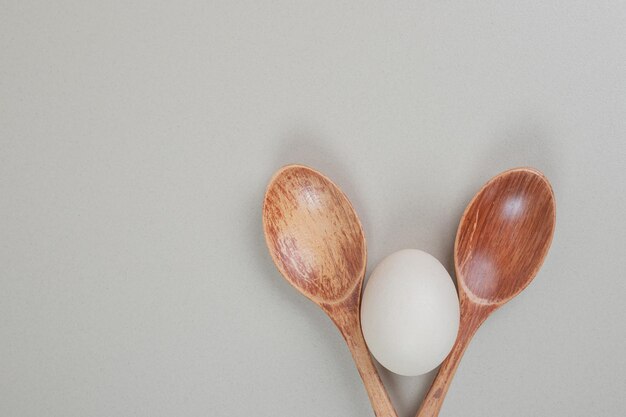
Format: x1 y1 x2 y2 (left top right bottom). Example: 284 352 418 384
416 167 556 417
263 165 397 417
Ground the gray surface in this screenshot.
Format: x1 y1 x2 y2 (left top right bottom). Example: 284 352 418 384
1 1 625 416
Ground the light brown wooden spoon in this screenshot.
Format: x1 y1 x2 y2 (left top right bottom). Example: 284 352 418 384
263 165 397 417
416 167 556 417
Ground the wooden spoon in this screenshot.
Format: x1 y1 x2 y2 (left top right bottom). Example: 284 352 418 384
263 165 397 417
416 167 556 417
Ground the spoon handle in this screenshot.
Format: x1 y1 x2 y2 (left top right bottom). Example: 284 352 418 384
415 305 487 417
325 293 398 417
341 317 398 417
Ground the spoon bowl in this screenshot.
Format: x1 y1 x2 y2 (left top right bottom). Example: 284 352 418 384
263 166 365 303
456 167 556 305
263 165 397 417
417 167 556 417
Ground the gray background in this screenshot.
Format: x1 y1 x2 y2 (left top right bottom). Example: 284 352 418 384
1 1 625 416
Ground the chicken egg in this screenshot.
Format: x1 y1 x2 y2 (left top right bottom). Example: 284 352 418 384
361 249 460 376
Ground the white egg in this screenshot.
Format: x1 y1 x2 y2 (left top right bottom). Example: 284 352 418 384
361 249 460 376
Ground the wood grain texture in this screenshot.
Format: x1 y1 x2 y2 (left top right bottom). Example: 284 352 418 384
263 165 397 417
416 167 556 417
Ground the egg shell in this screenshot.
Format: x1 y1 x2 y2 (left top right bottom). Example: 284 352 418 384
361 249 460 376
